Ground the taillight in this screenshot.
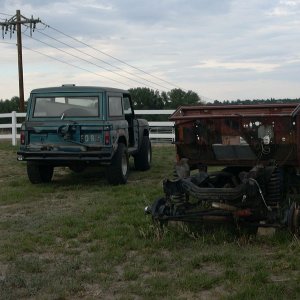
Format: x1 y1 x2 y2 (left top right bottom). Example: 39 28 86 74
104 131 110 145
20 130 25 145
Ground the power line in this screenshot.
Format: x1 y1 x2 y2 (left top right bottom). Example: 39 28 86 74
0 12 13 17
22 45 131 88
0 40 15 45
1 11 211 100
23 32 159 90
4 38 213 101
43 24 215 101
1 40 131 87
42 22 184 90
35 28 171 90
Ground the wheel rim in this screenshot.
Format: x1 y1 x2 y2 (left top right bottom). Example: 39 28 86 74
121 154 128 176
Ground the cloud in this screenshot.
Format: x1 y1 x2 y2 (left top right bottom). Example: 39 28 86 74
1 0 300 101
267 0 300 16
193 59 280 72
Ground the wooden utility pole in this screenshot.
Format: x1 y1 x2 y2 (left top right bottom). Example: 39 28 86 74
0 10 41 112
16 10 25 112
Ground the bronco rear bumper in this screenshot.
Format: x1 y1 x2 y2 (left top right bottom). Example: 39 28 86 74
17 150 113 162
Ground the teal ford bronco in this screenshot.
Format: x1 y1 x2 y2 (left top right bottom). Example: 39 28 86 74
17 85 151 184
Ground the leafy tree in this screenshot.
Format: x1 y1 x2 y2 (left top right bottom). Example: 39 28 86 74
164 89 202 108
128 87 165 120
0 96 20 113
128 87 202 110
128 87 164 110
128 87 202 120
0 96 21 124
161 91 169 107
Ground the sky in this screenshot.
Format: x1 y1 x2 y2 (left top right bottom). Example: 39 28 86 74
0 0 300 102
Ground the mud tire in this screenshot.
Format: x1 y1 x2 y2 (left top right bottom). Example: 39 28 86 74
27 162 54 184
134 136 152 171
107 143 129 185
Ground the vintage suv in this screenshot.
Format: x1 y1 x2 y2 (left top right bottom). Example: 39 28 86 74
17 85 151 184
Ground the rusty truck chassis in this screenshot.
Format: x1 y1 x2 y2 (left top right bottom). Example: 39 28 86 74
146 103 300 233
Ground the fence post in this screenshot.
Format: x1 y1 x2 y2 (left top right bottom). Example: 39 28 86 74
11 111 17 146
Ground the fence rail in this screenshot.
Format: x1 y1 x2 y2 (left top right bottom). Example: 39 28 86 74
0 110 175 145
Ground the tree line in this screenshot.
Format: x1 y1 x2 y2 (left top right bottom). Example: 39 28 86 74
128 87 202 109
0 87 202 114
210 98 300 106
0 88 202 122
0 88 299 115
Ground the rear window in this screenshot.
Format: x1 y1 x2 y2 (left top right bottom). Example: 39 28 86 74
33 96 100 118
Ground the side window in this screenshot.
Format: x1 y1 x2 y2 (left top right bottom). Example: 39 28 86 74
123 97 133 115
109 96 123 117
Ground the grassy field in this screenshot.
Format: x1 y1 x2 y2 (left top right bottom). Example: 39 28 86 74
0 142 299 299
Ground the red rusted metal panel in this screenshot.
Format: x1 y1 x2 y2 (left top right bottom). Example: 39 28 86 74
170 103 300 168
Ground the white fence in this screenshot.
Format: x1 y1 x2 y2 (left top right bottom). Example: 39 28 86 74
0 110 175 145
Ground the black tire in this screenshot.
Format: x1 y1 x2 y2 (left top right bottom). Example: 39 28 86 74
27 162 54 184
107 143 129 185
134 136 152 171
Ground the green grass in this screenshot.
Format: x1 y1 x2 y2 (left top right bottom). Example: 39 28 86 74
0 142 299 299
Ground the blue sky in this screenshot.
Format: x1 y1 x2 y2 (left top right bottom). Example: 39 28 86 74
1 0 300 101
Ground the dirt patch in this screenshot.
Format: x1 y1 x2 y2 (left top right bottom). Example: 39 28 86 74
197 285 229 300
200 263 224 277
0 262 8 281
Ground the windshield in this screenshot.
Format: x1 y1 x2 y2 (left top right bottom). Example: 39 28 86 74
33 96 100 118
